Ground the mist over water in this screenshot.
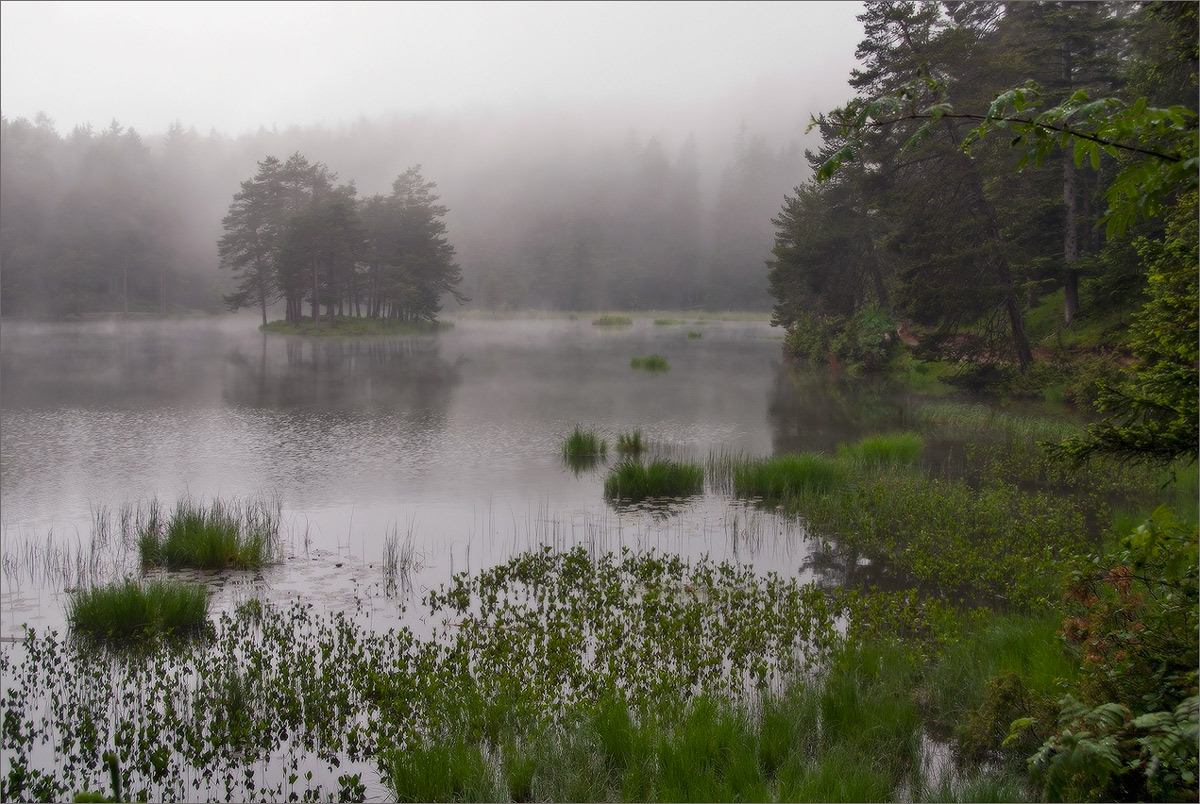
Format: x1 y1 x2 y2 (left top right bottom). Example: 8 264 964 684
3 315 910 637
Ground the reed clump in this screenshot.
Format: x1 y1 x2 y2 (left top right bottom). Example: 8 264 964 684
603 459 704 502
730 453 846 502
615 429 645 456
836 432 923 466
561 426 607 460
592 314 633 326
138 497 279 570
630 354 670 372
687 331 703 339
67 578 209 642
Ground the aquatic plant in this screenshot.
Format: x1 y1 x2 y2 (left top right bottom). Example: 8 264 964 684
592 314 633 326
138 497 280 570
67 578 209 642
836 432 924 466
615 429 645 456
729 453 846 502
630 354 670 372
603 460 703 503
687 331 703 339
561 426 607 459
653 318 685 326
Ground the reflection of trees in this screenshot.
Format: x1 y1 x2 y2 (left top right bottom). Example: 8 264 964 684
222 334 461 415
766 363 906 456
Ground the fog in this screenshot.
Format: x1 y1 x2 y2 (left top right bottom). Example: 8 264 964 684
1 1 866 315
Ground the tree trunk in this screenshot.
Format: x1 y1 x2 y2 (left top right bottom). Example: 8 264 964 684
1061 42 1079 327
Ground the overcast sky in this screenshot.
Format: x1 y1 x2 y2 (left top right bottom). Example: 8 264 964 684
1 1 866 138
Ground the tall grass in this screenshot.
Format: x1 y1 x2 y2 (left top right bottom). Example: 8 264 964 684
730 452 846 501
603 460 704 503
837 432 924 466
138 497 279 570
67 578 209 641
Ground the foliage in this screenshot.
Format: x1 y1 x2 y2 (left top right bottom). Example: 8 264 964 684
1051 193 1199 468
259 315 443 337
1023 507 1199 801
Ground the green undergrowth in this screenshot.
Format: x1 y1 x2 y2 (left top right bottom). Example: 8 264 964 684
603 459 704 503
260 316 445 337
67 578 209 643
138 497 280 570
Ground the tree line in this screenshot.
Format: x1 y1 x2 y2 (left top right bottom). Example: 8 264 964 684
218 155 464 327
767 0 1196 379
1 110 805 319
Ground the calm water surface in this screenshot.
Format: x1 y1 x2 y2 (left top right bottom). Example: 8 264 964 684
1 315 912 638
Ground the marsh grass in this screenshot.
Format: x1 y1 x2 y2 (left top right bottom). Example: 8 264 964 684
562 426 607 459
687 331 702 339
908 401 1080 442
603 460 704 503
615 429 645 456
730 452 846 501
653 318 685 326
630 354 670 372
836 432 924 466
67 578 209 641
592 314 633 326
382 521 420 596
139 497 279 570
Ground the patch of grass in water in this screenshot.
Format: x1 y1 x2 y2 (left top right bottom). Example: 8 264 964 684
139 497 279 570
630 354 670 372
730 452 846 501
592 314 633 326
836 432 924 466
603 459 703 503
687 331 702 339
67 578 209 642
561 426 607 459
615 429 645 456
653 318 685 326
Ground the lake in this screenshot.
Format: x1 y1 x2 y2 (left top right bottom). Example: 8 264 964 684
1 314 919 639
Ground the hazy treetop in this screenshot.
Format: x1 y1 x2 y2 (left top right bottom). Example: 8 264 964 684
0 0 865 138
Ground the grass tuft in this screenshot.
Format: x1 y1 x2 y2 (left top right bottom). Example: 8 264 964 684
615 429 645 456
139 497 279 570
67 578 209 642
836 432 924 466
731 453 846 501
603 459 704 503
562 426 607 459
630 354 670 372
